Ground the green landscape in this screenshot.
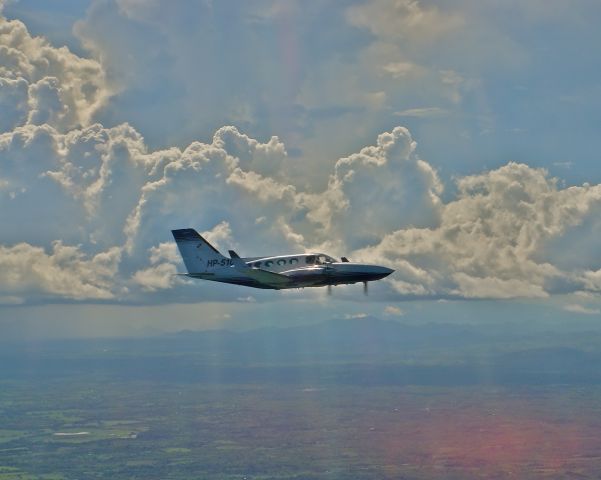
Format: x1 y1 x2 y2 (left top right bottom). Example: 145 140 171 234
2 318 601 479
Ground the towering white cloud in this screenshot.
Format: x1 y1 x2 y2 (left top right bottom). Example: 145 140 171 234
0 13 110 133
3 114 601 303
327 126 443 246
2 4 601 306
354 163 601 298
0 242 121 302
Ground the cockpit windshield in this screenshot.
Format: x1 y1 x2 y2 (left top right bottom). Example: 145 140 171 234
316 254 336 264
305 254 336 265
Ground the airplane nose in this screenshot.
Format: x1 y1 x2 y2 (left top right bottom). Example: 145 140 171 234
370 265 394 280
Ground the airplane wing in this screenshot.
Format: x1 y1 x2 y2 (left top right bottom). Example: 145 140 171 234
229 250 291 288
236 267 291 287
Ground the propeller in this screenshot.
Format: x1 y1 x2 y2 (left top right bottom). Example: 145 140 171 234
324 263 335 296
363 281 368 296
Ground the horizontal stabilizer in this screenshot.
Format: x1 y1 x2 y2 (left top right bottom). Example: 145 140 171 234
228 250 247 269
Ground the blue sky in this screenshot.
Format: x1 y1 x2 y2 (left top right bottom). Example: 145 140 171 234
1 0 601 338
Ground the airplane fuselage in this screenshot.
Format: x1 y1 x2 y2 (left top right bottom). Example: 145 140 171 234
186 254 393 289
171 228 394 291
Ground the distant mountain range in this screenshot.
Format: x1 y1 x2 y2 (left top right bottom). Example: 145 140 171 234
167 316 489 360
3 317 601 386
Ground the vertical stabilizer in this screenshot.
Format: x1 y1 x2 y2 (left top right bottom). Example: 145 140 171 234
171 228 227 273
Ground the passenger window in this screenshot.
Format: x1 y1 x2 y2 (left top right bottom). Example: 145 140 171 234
254 261 261 268
264 260 273 268
277 259 286 266
290 258 299 265
305 256 315 265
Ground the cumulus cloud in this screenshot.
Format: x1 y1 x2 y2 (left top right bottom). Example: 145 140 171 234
2 8 601 305
132 242 180 292
132 262 177 292
0 12 111 133
71 0 491 184
347 0 465 44
354 162 601 299
213 126 289 179
3 114 601 303
0 120 324 301
73 0 325 153
316 126 443 251
564 304 601 315
384 305 404 316
0 242 121 301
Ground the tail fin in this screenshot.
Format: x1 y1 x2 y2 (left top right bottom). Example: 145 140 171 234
171 228 228 273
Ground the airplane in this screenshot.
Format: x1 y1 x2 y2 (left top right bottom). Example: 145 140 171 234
171 228 394 293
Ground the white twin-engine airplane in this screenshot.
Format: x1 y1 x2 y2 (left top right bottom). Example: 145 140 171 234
171 228 394 293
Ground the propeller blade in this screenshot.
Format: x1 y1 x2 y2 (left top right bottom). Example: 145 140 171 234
327 284 332 296
363 281 368 296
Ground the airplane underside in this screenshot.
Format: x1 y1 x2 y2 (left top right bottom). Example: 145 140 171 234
186 271 390 290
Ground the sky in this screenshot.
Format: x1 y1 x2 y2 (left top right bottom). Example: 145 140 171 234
1 0 601 338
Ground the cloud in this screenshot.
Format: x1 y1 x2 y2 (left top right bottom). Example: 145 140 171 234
0 120 319 302
213 126 289 179
62 0 562 206
2 8 601 306
0 13 111 133
347 0 465 44
73 0 355 153
452 274 548 300
132 262 177 292
382 61 426 79
384 305 404 316
132 241 181 292
563 304 601 315
3 116 601 303
395 107 449 118
354 162 601 299
320 126 444 250
0 242 121 301
70 0 488 183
